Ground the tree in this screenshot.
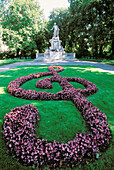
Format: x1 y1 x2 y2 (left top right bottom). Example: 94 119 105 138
1 0 45 58
68 0 113 58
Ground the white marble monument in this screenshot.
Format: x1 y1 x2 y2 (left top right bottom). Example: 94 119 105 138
46 23 65 57
36 23 76 60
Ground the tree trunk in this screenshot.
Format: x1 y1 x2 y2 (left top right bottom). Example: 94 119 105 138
99 40 104 58
111 39 114 59
94 44 98 59
99 44 103 57
16 48 20 57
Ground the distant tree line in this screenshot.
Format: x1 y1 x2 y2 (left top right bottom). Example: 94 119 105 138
0 0 113 59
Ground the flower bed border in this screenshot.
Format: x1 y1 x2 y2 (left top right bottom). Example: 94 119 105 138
2 66 112 168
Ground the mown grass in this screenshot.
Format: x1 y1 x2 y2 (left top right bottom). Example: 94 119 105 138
79 59 114 66
0 59 34 66
0 65 114 170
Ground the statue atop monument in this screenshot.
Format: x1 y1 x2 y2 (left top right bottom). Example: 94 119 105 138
44 22 65 54
52 23 59 38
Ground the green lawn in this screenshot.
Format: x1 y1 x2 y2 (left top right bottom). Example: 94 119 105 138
0 65 114 170
79 59 114 66
0 59 34 66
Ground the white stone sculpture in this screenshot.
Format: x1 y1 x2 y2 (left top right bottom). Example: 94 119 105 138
52 23 59 38
36 22 76 60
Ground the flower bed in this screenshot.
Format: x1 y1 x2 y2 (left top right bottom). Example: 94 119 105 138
7 66 97 100
2 66 112 168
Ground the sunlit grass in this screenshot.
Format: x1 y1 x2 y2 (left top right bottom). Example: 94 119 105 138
79 58 114 66
0 87 6 94
0 59 34 66
0 65 113 170
69 66 114 73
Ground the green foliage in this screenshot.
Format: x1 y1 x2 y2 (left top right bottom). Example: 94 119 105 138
68 0 113 58
1 0 45 58
34 28 49 53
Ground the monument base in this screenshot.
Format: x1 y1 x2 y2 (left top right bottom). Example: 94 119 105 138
50 51 64 59
36 52 76 60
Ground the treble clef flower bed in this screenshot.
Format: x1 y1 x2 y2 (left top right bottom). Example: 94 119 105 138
2 66 112 168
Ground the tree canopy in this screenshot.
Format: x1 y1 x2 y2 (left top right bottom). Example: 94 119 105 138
0 0 113 59
67 0 113 58
0 0 45 58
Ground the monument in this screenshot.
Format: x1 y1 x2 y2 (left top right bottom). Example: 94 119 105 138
36 23 76 60
49 23 64 52
45 23 65 58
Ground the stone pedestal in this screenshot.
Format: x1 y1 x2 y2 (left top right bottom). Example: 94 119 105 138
50 51 64 59
49 37 63 52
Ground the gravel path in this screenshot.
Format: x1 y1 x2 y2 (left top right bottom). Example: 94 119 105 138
0 58 114 74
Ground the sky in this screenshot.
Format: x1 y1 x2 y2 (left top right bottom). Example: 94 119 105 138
39 0 70 19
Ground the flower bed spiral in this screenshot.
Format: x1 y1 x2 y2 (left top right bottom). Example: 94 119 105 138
2 66 112 168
